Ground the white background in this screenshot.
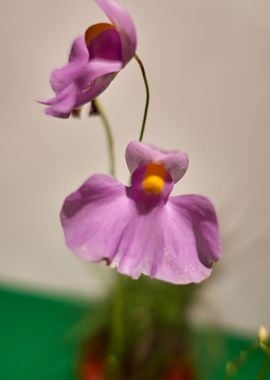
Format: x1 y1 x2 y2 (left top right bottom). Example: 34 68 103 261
1 0 270 333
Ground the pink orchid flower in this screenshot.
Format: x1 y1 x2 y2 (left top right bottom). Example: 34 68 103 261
61 142 221 284
41 0 137 118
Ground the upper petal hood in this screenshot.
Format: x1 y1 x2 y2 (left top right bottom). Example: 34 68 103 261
126 141 189 183
96 0 137 64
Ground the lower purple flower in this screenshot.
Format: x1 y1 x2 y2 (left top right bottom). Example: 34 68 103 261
61 142 221 284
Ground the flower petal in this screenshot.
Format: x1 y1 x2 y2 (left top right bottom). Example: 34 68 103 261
61 174 167 279
74 59 121 107
61 173 220 284
115 194 221 284
41 83 77 115
41 59 121 117
76 74 115 107
61 174 134 263
50 65 81 95
45 108 70 119
75 59 122 91
167 194 221 267
50 37 89 94
126 141 189 183
68 36 90 64
96 0 137 64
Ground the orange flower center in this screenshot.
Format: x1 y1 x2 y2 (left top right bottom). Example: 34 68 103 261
142 163 166 195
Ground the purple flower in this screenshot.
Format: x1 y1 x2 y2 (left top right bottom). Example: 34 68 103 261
41 0 137 118
61 142 221 284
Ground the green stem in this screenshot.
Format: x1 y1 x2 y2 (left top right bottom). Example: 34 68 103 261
111 276 124 357
256 355 270 380
106 275 124 379
134 54 150 142
94 98 116 177
92 100 124 374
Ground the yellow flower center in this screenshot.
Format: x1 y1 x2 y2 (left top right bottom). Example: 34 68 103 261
143 175 164 194
142 163 166 195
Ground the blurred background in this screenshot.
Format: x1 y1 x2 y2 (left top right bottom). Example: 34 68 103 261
1 0 270 335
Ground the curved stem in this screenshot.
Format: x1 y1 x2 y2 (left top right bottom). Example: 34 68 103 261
134 54 150 142
94 98 116 177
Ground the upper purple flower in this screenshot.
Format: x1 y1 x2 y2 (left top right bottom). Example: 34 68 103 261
61 142 221 284
41 0 137 118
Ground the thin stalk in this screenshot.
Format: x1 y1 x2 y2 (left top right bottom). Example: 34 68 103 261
94 98 116 177
134 54 150 142
92 100 124 374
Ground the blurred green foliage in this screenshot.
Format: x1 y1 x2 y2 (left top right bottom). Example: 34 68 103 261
0 284 269 379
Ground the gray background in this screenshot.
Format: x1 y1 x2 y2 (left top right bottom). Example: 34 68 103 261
1 0 270 333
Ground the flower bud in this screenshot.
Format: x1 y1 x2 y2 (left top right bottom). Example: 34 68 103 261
258 325 270 354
